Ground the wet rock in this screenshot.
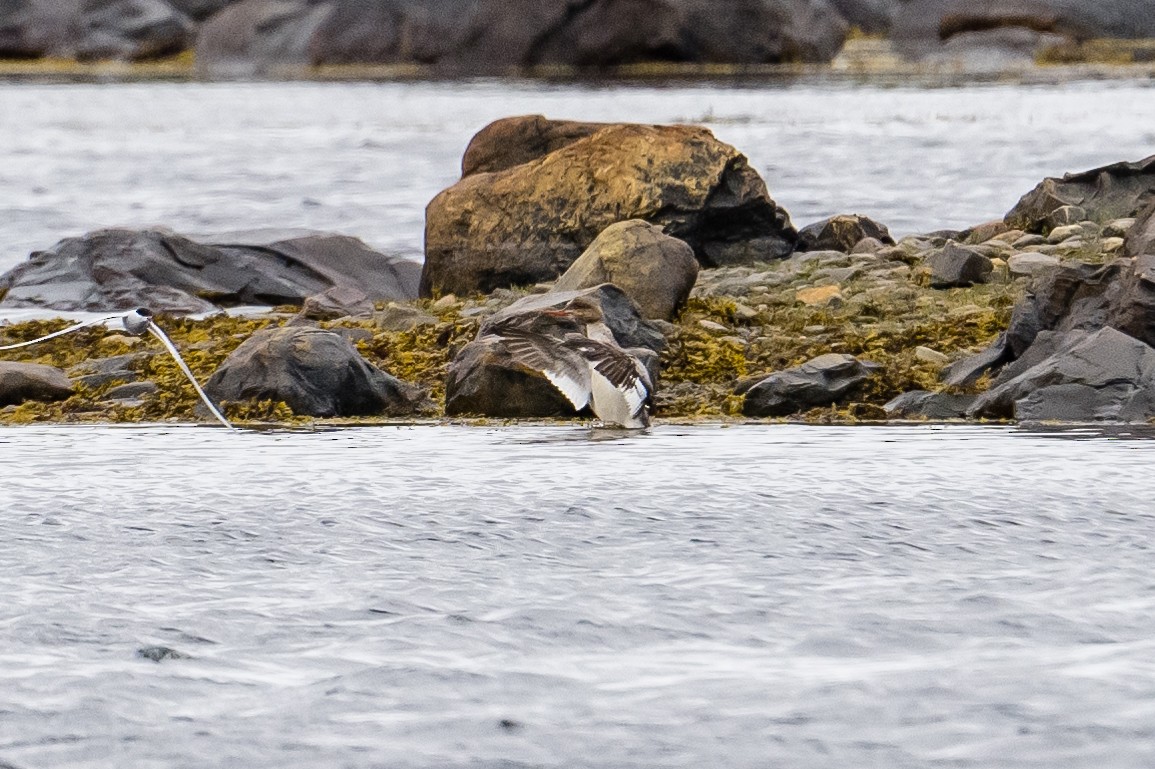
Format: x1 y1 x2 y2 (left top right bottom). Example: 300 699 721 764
796 214 894 253
969 327 1155 422
204 326 423 417
742 353 879 417
482 284 664 353
551 220 698 321
0 228 420 314
0 362 74 406
924 243 993 288
1004 154 1155 233
883 390 975 420
196 0 851 76
421 117 796 297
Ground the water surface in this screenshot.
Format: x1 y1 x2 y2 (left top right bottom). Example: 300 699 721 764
2 78 1154 272
2 424 1155 768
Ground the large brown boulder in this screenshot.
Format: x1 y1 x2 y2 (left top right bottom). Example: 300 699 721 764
0 228 420 314
0 362 74 406
196 0 850 76
1004 155 1155 234
461 115 606 177
551 220 698 321
204 326 423 417
422 118 796 297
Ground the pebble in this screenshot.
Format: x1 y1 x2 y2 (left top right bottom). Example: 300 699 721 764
1008 252 1061 276
915 346 950 365
1103 237 1126 252
795 285 844 308
1104 218 1136 239
431 294 459 311
1012 233 1047 248
1047 224 1083 244
698 320 729 332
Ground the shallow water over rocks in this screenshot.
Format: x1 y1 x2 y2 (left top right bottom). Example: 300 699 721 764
2 78 1155 274
3 423 1155 767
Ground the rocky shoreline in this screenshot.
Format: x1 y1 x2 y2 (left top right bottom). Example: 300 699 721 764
2 0 1155 78
1 113 1154 428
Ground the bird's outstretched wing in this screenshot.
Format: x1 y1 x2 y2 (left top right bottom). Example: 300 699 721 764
496 328 593 411
564 336 651 423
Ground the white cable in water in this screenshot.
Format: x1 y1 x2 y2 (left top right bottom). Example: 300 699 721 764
0 315 121 350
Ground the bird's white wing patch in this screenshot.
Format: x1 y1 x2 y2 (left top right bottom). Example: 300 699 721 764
498 329 592 411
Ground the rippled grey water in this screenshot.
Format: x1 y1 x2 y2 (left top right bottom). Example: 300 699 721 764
3 424 1155 768
2 78 1155 272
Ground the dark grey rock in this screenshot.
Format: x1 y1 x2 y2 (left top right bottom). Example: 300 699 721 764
0 228 420 314
551 220 698 321
136 645 190 662
204 326 423 417
894 0 1155 60
0 362 74 406
969 327 1155 422
925 243 993 288
883 390 976 420
742 353 879 417
482 284 665 353
75 0 194 60
1005 154 1155 234
797 214 894 253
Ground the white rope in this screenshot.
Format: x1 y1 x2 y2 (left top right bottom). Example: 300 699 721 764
0 315 120 350
146 322 235 430
0 310 236 430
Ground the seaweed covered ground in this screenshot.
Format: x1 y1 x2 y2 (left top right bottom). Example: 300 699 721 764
0 240 1027 427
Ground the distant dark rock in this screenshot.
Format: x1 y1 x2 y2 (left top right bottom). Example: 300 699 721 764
742 353 879 417
883 390 976 419
204 326 424 417
827 0 898 32
969 327 1155 422
0 362 74 406
196 0 851 76
0 228 420 314
551 220 699 321
924 242 993 288
136 645 191 662
0 0 194 60
1004 155 1155 233
894 0 1155 60
422 117 796 297
75 0 194 60
797 214 894 253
